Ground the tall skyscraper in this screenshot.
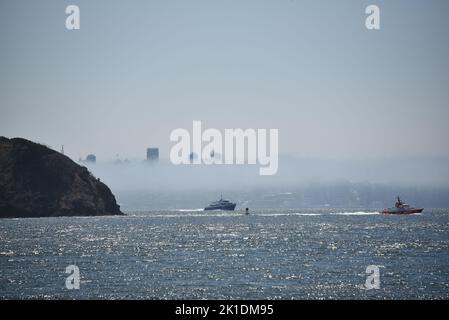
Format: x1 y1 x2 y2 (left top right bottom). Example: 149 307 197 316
146 148 159 164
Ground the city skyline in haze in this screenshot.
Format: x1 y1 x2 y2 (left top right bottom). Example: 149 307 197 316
1 0 449 163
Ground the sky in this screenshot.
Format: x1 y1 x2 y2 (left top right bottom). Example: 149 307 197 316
1 0 449 162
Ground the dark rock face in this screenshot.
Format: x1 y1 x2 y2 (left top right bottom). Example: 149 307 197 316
0 137 124 218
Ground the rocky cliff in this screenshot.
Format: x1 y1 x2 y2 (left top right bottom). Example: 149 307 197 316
0 137 124 218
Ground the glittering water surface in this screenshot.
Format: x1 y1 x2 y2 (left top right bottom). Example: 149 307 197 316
1 209 449 299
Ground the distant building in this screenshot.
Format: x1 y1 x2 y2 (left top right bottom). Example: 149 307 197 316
189 152 198 164
146 148 159 164
114 154 131 165
86 154 96 163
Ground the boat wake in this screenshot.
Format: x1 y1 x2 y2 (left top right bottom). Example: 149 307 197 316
330 211 380 216
177 209 204 212
259 213 322 217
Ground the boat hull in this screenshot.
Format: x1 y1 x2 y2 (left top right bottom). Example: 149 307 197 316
204 203 236 211
382 208 423 215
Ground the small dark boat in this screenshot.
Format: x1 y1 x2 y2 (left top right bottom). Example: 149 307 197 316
382 196 423 215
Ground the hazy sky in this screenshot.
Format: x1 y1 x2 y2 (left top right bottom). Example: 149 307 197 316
1 0 449 161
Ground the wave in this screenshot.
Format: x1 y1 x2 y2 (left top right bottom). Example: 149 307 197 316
177 209 204 212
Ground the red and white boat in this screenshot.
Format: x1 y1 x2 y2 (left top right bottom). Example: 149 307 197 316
382 196 423 215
